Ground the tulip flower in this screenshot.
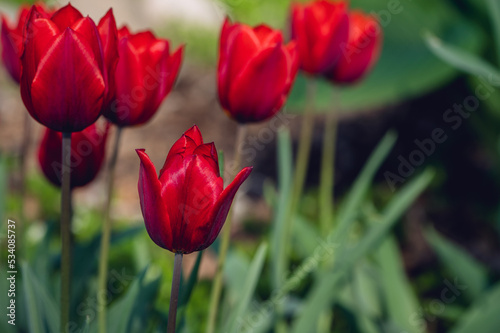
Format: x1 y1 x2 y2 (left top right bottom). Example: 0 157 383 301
136 125 252 254
1 4 52 83
20 4 118 132
290 0 349 74
217 19 299 123
38 122 109 188
103 26 183 127
326 11 382 84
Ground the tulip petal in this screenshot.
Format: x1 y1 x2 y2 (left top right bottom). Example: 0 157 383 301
193 142 219 177
161 154 223 253
29 28 105 132
137 149 173 250
50 4 83 30
107 34 144 125
138 44 183 125
160 125 203 177
253 25 283 47
21 15 59 117
71 17 105 75
1 17 22 82
228 44 289 122
218 22 260 108
202 166 253 251
97 9 119 108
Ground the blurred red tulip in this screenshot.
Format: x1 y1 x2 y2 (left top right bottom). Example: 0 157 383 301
291 0 349 75
0 3 52 83
103 26 183 127
20 4 118 132
38 122 109 188
327 11 382 84
136 125 252 254
218 19 298 123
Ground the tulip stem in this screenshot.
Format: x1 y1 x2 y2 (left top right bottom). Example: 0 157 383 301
291 78 316 215
167 253 183 333
206 124 247 333
319 103 338 235
98 126 123 333
18 110 31 254
274 79 316 333
61 132 72 332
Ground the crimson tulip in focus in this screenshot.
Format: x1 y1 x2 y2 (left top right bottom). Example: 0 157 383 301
136 125 252 254
291 0 349 74
38 122 109 188
327 11 382 84
103 26 183 127
21 4 119 132
0 3 52 83
218 19 299 123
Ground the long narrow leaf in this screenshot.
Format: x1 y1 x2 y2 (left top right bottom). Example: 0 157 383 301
225 243 268 333
291 169 434 333
425 228 487 300
22 262 59 333
425 32 500 84
487 0 500 67
334 131 397 250
376 236 423 333
450 282 500 333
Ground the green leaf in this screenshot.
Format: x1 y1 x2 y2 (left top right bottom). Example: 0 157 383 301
179 251 203 307
293 215 321 259
21 262 59 333
450 283 500 333
425 228 487 300
376 236 424 333
487 0 500 67
331 130 397 257
425 32 500 84
107 266 151 333
291 169 434 333
225 243 268 333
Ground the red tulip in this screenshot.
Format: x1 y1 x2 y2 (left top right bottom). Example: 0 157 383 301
327 11 382 84
20 4 118 132
218 19 298 123
38 122 109 188
1 3 52 83
136 125 252 254
290 0 349 75
103 26 183 127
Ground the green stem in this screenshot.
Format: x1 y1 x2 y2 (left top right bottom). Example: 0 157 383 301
97 126 123 333
275 78 316 333
167 253 183 333
205 125 247 333
61 132 72 332
319 110 338 234
290 78 316 215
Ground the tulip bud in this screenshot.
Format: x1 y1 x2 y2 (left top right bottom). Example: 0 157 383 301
218 19 299 123
136 125 252 254
290 0 350 75
20 4 118 132
1 3 52 83
103 26 183 127
327 11 382 84
38 122 109 188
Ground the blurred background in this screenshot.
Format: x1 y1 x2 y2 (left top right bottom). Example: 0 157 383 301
1 0 500 332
